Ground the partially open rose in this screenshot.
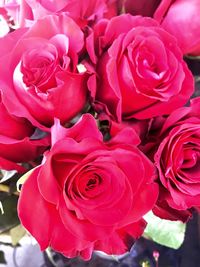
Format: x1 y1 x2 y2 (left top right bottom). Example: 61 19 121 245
18 114 158 259
86 14 194 121
153 97 200 220
0 14 88 128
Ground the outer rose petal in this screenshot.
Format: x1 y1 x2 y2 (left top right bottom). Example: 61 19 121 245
49 206 92 260
0 156 26 173
155 0 200 55
95 219 146 255
51 114 103 146
0 136 49 164
153 198 192 223
18 167 92 259
0 96 49 170
18 167 53 250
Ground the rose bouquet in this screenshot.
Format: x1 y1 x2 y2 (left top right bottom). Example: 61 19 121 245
0 0 199 264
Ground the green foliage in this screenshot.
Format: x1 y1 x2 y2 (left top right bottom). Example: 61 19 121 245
144 211 186 249
0 193 19 233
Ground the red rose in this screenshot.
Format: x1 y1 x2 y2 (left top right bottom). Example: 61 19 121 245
86 14 194 122
153 97 200 220
0 94 49 173
124 0 200 56
18 114 158 259
0 14 88 128
154 0 200 56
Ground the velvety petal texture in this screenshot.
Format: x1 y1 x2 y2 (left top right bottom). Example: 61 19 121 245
18 114 158 259
153 97 200 219
0 94 49 172
0 14 88 128
154 0 200 56
86 14 194 122
122 0 200 55
19 0 119 28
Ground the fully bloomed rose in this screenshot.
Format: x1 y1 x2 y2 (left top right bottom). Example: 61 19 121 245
19 0 119 28
152 97 200 220
87 14 194 122
0 14 88 128
0 94 49 172
18 114 158 259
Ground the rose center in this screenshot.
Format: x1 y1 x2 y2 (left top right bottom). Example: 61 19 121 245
86 177 98 190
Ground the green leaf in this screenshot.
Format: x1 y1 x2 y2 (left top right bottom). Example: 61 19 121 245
144 211 186 249
0 193 19 233
0 251 6 264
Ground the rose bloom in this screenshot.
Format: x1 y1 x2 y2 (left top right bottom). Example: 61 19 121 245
152 97 200 221
86 14 194 122
19 0 119 28
18 114 158 259
124 0 200 56
0 14 88 128
0 94 49 173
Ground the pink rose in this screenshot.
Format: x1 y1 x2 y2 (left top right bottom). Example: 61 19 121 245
0 94 49 173
18 114 158 259
152 97 200 220
19 0 119 28
124 0 200 56
0 14 88 128
154 0 200 55
87 14 194 121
